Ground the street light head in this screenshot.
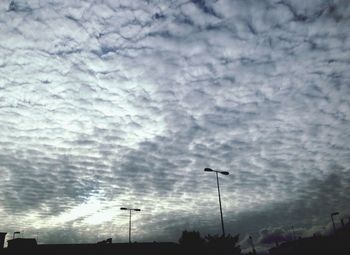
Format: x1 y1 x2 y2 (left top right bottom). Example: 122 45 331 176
204 168 214 172
331 212 339 216
220 171 229 175
120 207 128 210
134 209 141 212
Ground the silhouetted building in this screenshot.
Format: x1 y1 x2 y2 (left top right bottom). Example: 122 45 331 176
2 241 180 255
7 238 37 249
0 233 6 251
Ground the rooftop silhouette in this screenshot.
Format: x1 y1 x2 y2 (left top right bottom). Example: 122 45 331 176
1 221 349 255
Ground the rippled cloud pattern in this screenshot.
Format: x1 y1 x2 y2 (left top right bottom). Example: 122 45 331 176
0 0 349 250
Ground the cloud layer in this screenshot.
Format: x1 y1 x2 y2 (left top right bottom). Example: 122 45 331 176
0 0 349 250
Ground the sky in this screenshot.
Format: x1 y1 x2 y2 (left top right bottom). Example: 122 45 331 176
0 0 349 252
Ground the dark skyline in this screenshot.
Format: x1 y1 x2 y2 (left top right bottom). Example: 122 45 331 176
0 0 349 253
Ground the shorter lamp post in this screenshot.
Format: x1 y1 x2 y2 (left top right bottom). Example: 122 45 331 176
120 207 141 243
331 212 339 235
249 235 256 255
204 167 229 237
12 232 20 240
291 225 296 241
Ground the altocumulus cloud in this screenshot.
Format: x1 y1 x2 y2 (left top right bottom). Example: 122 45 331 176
0 0 349 251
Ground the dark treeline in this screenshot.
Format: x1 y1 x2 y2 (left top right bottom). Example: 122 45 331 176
178 230 242 255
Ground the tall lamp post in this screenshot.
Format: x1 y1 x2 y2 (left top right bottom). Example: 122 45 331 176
204 167 229 237
120 207 141 243
331 212 339 235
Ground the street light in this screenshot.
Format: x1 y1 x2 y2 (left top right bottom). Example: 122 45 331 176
120 207 141 243
291 225 296 241
249 235 256 255
12 232 20 240
204 167 229 237
331 212 339 235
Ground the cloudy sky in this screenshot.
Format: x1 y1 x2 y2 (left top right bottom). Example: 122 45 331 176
0 0 349 251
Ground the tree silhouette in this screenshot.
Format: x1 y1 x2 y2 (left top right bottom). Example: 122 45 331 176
178 230 242 255
205 234 242 255
178 230 205 246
